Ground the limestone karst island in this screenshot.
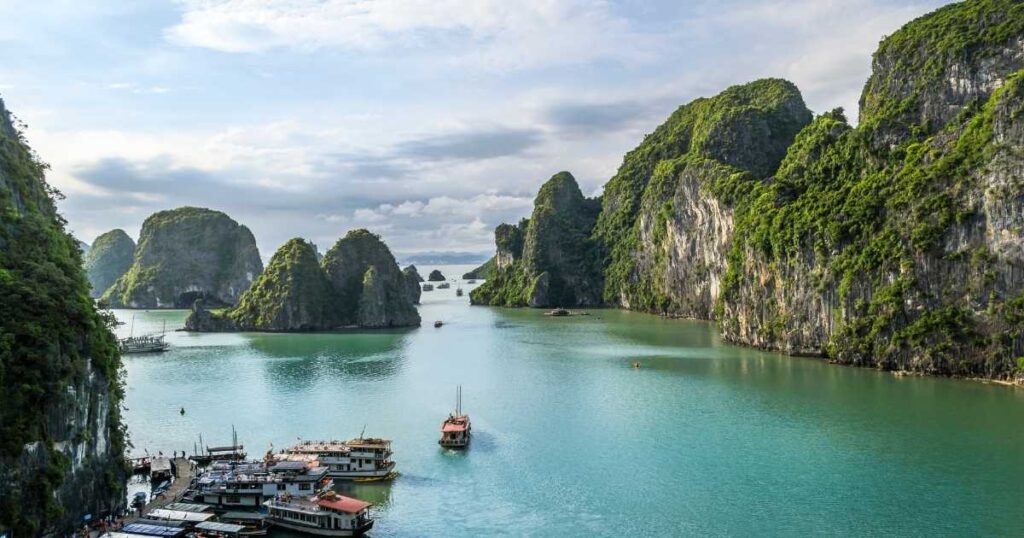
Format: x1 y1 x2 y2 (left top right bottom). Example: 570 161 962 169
2 1 1024 536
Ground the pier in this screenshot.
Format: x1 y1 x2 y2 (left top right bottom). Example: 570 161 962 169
129 457 195 520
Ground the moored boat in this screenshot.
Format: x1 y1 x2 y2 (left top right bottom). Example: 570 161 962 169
278 438 396 480
264 491 373 537
421 283 434 291
437 282 451 289
439 386 471 449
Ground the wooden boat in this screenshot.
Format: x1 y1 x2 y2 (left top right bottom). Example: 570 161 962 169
422 283 434 291
277 437 396 480
437 282 451 289
219 511 270 536
544 308 571 317
456 288 463 297
439 386 471 449
190 427 246 465
150 458 173 482
120 318 170 353
434 321 443 328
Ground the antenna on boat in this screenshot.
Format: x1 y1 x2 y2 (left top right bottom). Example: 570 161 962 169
129 315 135 338
360 424 366 440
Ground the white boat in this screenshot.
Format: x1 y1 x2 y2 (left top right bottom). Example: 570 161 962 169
264 492 373 537
185 460 330 509
120 317 170 354
278 438 396 481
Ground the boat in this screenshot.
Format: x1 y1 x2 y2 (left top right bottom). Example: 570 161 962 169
120 317 170 354
434 321 443 328
264 491 373 537
219 511 270 536
437 282 451 289
439 386 471 449
466 279 476 284
190 428 247 465
184 459 330 509
278 437 396 480
544 308 571 317
456 288 463 297
421 283 434 291
129 455 152 474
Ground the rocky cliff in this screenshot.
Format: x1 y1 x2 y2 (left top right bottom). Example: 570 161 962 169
103 207 263 308
0 99 127 535
471 172 602 307
718 0 1024 379
187 230 420 331
472 0 1024 380
84 229 135 298
403 265 423 304
427 269 446 282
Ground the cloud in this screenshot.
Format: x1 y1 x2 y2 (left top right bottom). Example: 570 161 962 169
394 128 543 161
165 0 657 69
544 100 655 138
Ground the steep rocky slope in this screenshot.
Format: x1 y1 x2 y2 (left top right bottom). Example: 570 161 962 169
187 230 420 331
403 265 423 304
427 269 446 282
84 228 135 298
471 172 602 307
0 99 127 535
718 0 1024 378
103 207 263 308
473 0 1024 380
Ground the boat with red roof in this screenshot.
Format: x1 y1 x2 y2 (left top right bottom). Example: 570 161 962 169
439 386 471 449
264 490 374 536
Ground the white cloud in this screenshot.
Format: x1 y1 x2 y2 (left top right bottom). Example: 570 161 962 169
165 0 656 69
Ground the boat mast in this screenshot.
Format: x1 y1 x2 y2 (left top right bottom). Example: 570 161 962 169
129 315 135 338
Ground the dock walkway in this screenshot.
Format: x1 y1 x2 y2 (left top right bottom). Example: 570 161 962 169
130 457 195 519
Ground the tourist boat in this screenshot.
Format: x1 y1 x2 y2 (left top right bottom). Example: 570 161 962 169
120 317 170 353
278 438 396 480
184 460 330 509
264 491 373 537
466 279 476 284
129 455 152 474
422 283 434 291
456 288 463 297
437 282 451 289
439 386 471 449
150 457 173 482
544 308 570 317
434 320 443 328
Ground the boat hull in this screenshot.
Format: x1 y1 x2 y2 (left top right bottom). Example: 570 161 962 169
267 518 373 537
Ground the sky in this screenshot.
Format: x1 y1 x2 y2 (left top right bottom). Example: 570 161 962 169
0 0 953 261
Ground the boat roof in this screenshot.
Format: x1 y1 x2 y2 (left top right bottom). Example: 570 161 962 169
148 509 215 523
163 502 211 512
102 533 153 538
442 422 468 432
318 495 371 514
150 458 172 472
120 523 186 537
194 521 246 535
221 511 266 521
207 445 244 452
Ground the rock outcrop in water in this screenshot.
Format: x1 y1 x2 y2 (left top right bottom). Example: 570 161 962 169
427 269 446 282
187 230 420 331
84 228 135 298
403 265 423 304
103 207 263 308
473 0 1024 381
469 172 605 307
0 98 127 535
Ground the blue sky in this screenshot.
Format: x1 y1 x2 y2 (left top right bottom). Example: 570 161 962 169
0 0 951 259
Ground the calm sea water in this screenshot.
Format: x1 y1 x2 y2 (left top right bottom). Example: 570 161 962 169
117 265 1024 537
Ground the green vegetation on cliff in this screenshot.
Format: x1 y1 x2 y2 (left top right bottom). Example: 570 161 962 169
462 257 495 280
188 230 420 331
83 229 135 298
227 238 335 331
103 206 262 308
472 172 601 307
0 100 126 535
593 78 812 304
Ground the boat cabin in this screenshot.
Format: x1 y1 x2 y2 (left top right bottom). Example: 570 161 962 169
264 493 374 537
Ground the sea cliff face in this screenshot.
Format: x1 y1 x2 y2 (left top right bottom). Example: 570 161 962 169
471 172 601 307
0 99 127 535
403 265 423 305
186 230 420 331
473 0 1024 381
84 228 135 298
103 207 263 308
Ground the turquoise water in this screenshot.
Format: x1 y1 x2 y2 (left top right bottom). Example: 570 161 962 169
117 265 1024 537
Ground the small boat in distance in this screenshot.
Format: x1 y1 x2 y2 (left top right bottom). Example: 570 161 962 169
438 282 451 289
422 283 434 291
434 321 443 328
544 308 570 317
456 287 463 297
439 386 471 449
466 279 476 284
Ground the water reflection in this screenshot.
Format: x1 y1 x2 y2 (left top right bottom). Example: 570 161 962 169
251 332 411 384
